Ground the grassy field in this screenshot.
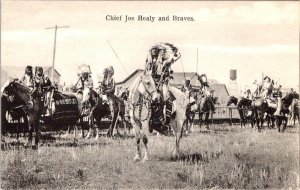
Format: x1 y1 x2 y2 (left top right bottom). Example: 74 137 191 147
1 124 299 189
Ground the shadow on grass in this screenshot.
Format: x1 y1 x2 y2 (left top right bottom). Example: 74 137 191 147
1 132 135 151
156 150 224 164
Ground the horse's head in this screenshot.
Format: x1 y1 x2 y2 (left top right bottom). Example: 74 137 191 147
138 71 159 101
227 96 237 106
1 79 21 102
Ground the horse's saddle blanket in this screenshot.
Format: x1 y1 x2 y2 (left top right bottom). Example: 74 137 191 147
51 91 79 123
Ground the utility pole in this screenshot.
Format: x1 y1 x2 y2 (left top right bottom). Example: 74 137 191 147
45 25 69 83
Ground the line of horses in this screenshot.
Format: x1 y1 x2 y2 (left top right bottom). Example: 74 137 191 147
1 72 298 161
1 71 217 160
226 93 299 132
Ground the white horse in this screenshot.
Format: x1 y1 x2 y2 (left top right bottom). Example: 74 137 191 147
128 71 188 162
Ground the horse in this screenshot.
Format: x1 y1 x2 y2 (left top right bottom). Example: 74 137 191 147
252 97 276 132
227 96 260 128
2 80 44 148
81 87 127 138
227 96 254 127
182 95 198 134
1 94 29 140
275 92 296 132
116 88 132 136
196 94 214 130
128 71 187 162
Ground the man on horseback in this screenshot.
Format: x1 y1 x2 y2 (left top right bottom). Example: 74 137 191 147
145 43 181 131
20 66 34 89
100 66 116 117
261 76 274 98
75 64 94 93
181 77 193 97
242 89 253 100
197 74 216 113
273 81 283 116
32 67 52 116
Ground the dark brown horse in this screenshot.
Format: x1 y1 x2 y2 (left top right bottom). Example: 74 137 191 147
275 92 297 132
196 95 214 130
227 96 253 127
252 98 275 132
1 94 29 140
2 80 44 148
82 88 127 138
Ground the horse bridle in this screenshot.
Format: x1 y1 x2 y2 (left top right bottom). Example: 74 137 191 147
138 78 157 102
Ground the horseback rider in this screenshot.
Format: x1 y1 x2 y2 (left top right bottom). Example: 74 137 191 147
75 64 94 93
260 76 273 98
101 66 116 117
243 89 253 100
32 67 52 116
20 66 34 90
273 81 283 116
145 43 181 130
181 77 193 97
197 74 216 113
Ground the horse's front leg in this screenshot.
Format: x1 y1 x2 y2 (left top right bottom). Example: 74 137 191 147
85 116 93 139
107 112 117 137
26 113 34 147
199 112 203 129
282 117 288 132
205 113 210 130
141 119 150 162
33 114 40 149
173 119 184 159
132 119 142 162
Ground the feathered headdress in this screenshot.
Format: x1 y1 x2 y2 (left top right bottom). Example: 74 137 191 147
77 64 91 77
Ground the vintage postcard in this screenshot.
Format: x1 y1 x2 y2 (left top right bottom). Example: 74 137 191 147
1 1 299 189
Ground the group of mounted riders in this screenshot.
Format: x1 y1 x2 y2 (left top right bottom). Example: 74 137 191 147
229 75 299 131
70 42 216 135
2 42 298 145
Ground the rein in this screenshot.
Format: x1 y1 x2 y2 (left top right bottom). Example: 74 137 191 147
129 77 156 122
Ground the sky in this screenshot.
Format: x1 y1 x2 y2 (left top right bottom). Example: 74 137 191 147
2 1 299 91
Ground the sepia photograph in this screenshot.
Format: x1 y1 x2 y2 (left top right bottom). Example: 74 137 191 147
1 1 299 189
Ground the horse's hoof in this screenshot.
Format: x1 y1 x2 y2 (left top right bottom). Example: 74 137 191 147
32 145 38 150
172 150 180 159
133 154 141 162
142 156 150 162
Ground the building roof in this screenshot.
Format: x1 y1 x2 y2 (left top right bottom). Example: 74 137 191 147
1 66 61 78
116 69 143 85
210 84 230 97
170 72 219 88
